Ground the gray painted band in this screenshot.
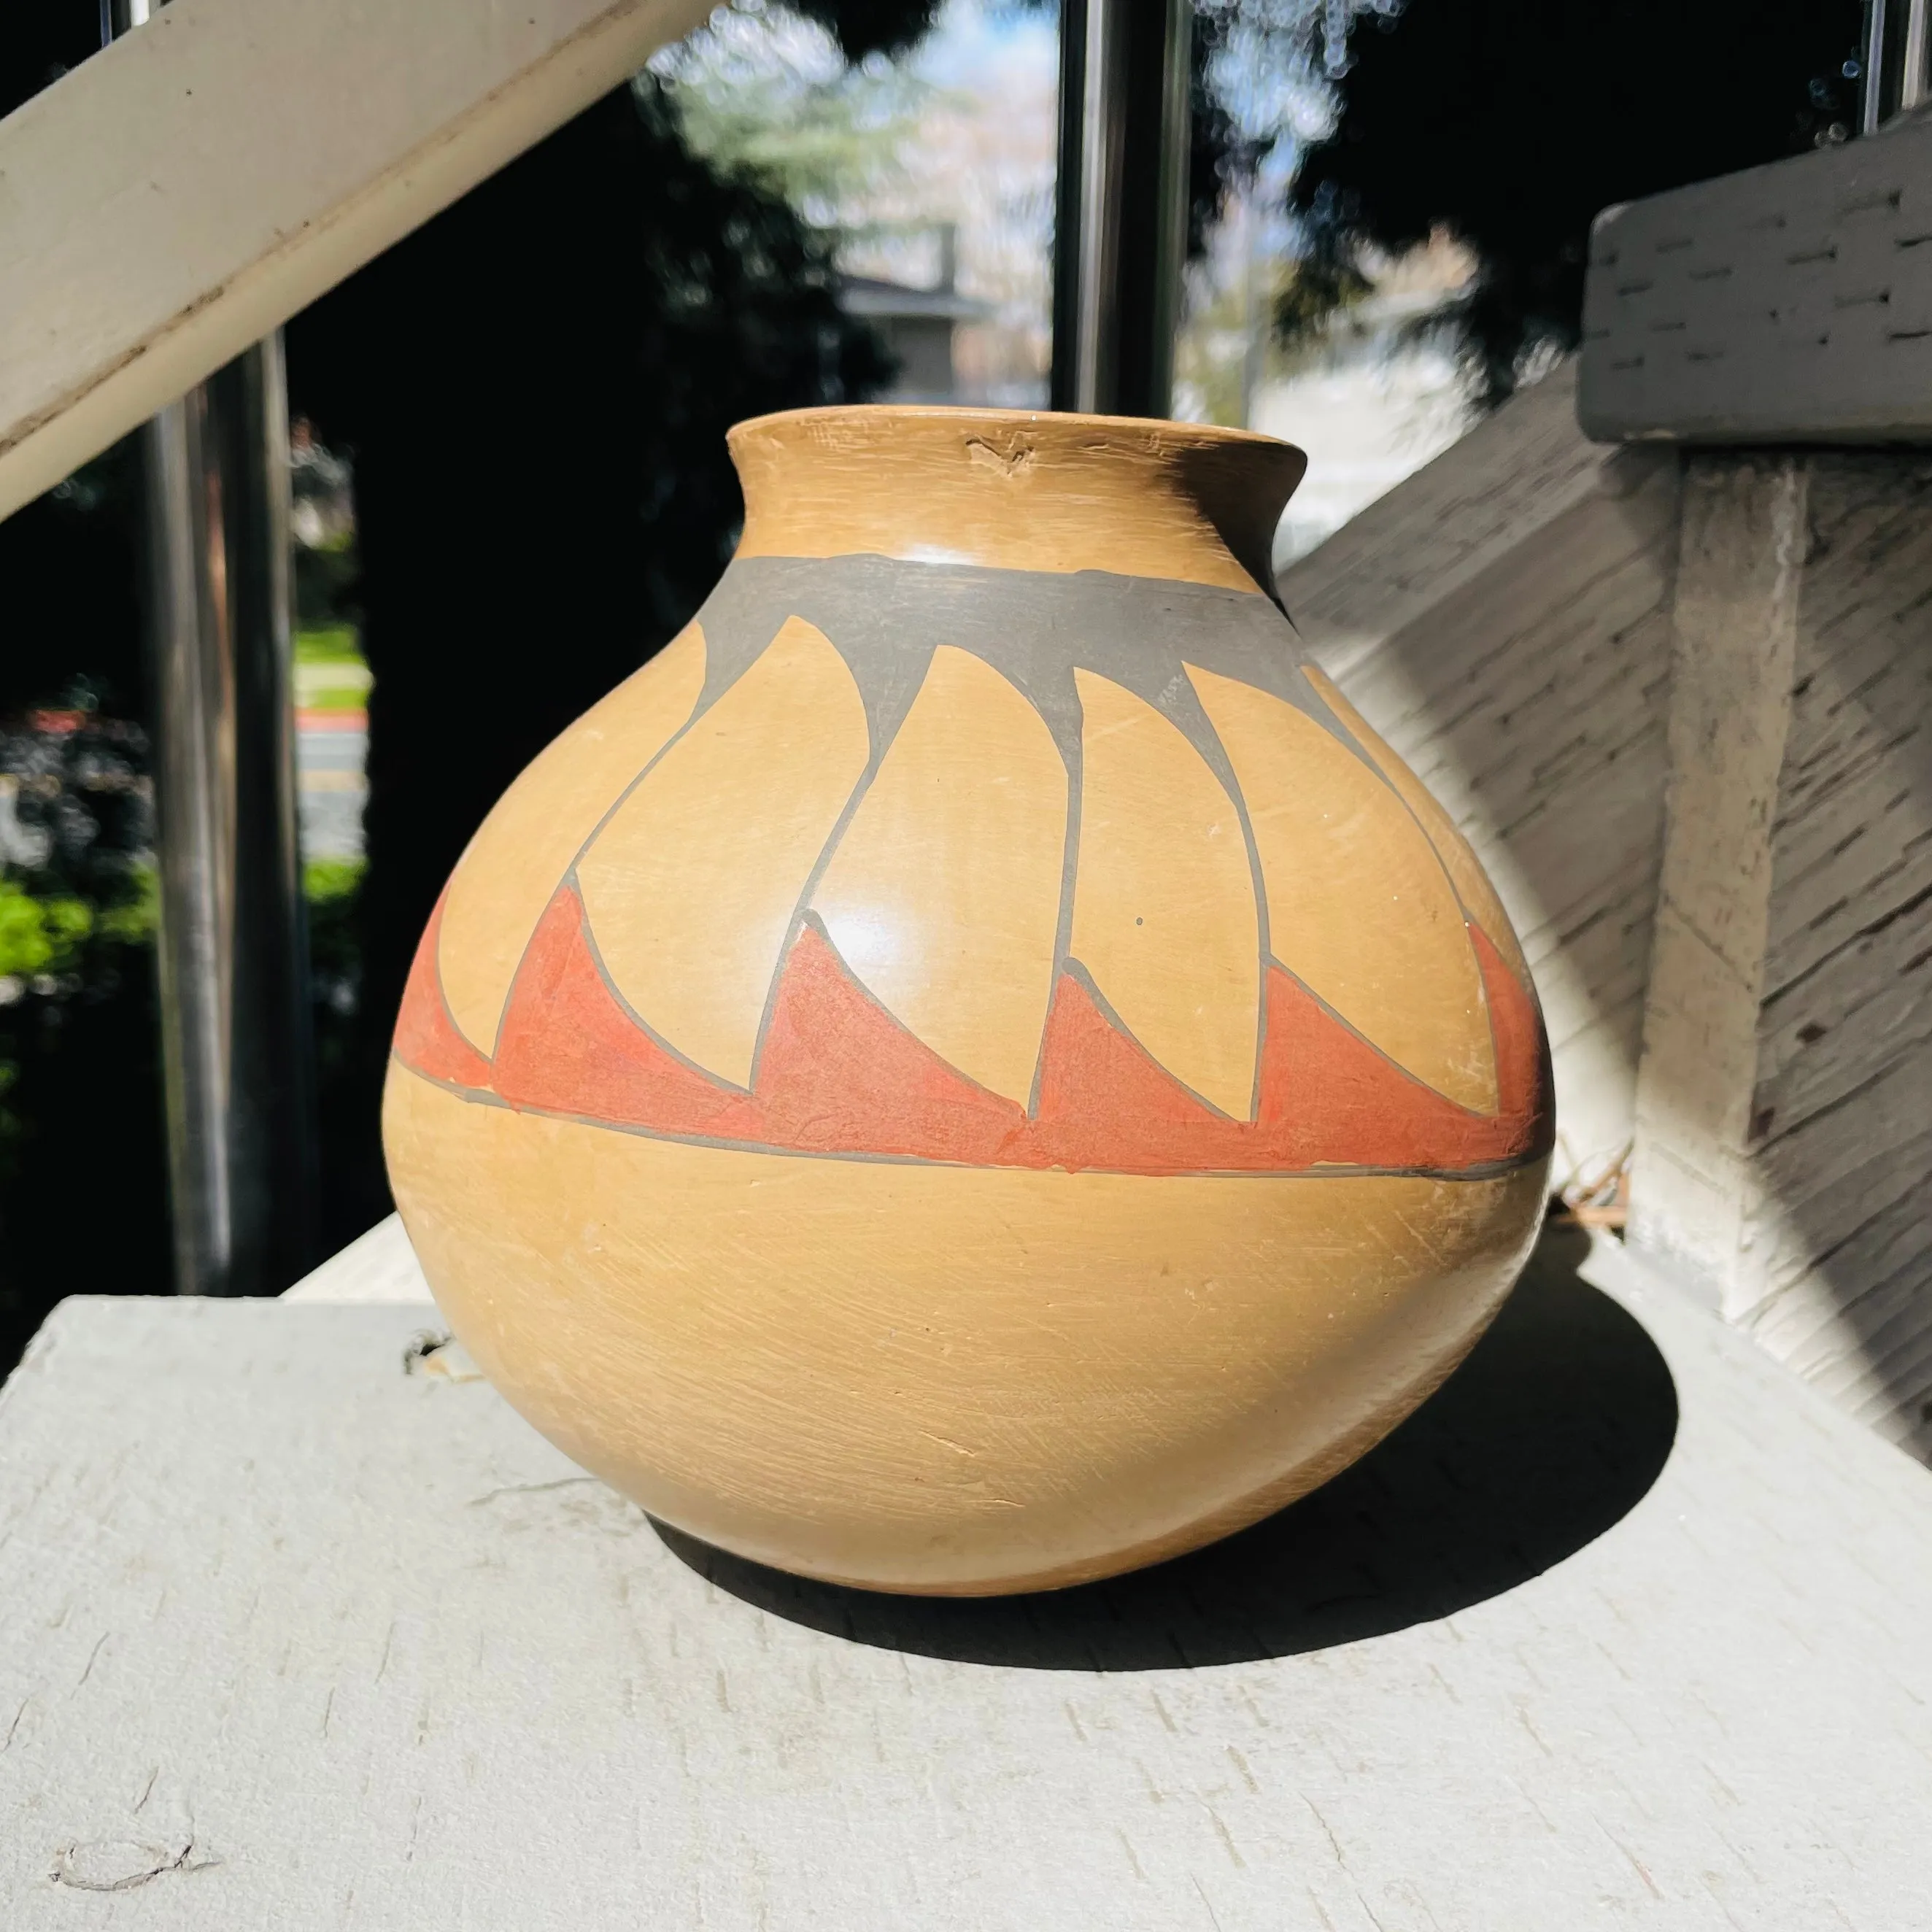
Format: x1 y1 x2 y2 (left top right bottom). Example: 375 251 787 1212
689 553 1367 778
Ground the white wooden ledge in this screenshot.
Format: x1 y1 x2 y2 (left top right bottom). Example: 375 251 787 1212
281 1212 433 1303
2 1229 1929 1927
0 0 708 524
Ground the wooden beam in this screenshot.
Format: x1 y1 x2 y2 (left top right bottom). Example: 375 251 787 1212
1631 448 1932 1459
0 0 709 523
1629 456 1805 1304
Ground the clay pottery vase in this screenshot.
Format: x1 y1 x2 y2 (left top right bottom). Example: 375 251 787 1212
385 406 1553 1596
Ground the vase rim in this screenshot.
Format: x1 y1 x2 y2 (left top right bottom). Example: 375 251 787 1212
727 406 1307 598
729 402 1305 462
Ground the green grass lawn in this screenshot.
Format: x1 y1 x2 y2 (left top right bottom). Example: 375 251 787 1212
294 627 371 712
295 625 365 668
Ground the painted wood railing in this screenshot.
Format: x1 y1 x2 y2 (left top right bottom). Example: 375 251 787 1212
0 0 709 525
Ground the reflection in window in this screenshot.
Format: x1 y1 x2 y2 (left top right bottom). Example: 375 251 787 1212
654 0 1059 407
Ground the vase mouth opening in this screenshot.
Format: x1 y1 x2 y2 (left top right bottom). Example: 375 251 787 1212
726 406 1307 599
731 402 1301 454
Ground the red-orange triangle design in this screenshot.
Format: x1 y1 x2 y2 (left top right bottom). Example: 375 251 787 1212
394 882 1550 1177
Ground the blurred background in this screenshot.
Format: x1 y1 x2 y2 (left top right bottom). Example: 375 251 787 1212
0 0 1866 1369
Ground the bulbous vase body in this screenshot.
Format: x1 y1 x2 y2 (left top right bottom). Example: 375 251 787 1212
384 407 1553 1595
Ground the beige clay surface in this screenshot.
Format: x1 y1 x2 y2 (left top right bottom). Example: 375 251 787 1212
388 1063 1545 1594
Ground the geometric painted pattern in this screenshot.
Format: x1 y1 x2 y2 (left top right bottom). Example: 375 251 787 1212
396 558 1553 1181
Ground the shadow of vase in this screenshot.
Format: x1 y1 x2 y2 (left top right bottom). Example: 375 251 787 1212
654 1217 1678 1668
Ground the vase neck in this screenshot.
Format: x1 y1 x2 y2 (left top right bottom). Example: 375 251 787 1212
727 408 1305 598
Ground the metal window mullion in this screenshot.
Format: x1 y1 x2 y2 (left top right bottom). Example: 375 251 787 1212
106 0 319 1296
1052 0 1194 417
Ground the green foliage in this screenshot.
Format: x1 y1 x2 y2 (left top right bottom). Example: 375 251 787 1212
649 7 946 231
0 879 92 981
96 864 158 944
306 857 367 905
0 685 163 1334
1273 256 1372 343
0 876 87 1195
